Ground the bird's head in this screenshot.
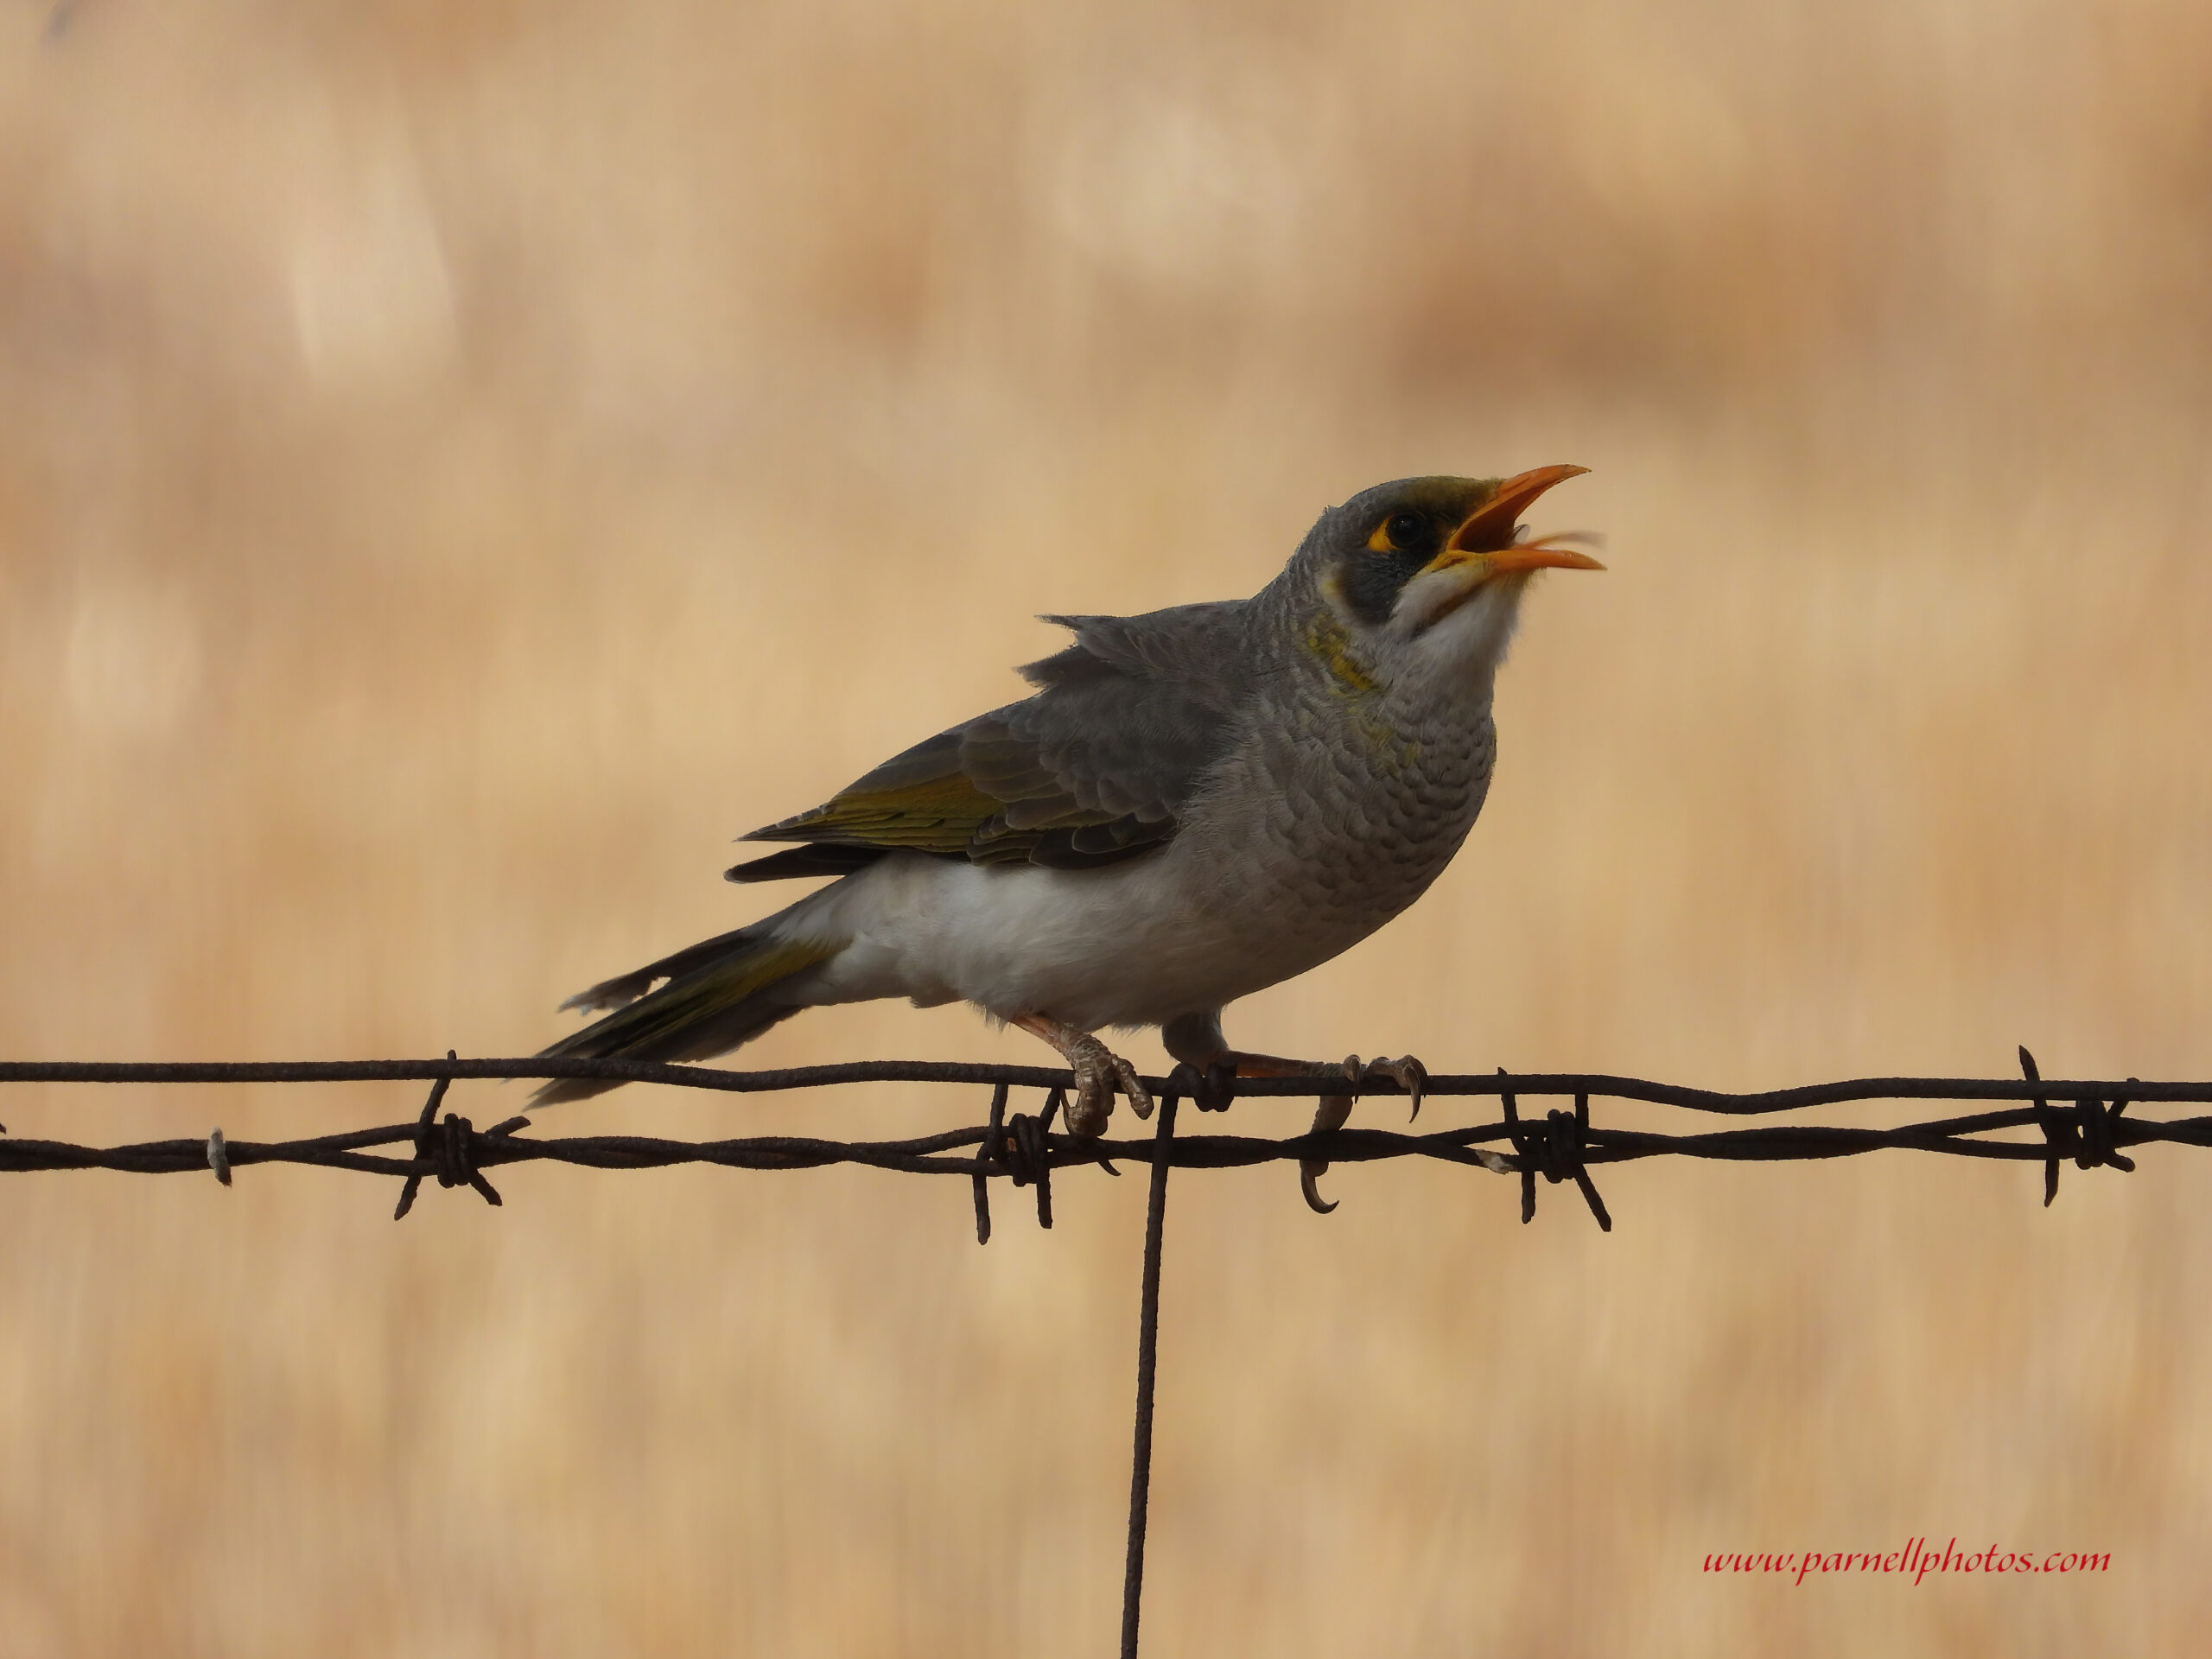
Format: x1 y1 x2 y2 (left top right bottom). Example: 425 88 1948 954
1292 465 1600 691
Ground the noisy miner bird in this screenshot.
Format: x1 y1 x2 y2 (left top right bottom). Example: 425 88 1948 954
539 467 1600 1202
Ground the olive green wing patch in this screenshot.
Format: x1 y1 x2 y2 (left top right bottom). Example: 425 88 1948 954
730 604 1248 880
758 741 1006 856
733 724 1177 874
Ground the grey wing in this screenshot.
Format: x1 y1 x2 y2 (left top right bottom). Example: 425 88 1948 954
728 601 1251 879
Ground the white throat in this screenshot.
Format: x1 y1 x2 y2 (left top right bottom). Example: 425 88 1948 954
1390 575 1529 702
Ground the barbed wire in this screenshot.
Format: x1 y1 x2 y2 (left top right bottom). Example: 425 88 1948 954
2 1048 2205 1228
5 1046 2208 1656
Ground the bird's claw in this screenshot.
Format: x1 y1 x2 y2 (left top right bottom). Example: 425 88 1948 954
1062 1033 1153 1136
1300 1075 1359 1216
1363 1054 1427 1121
1299 1164 1339 1215
1330 1052 1429 1118
1297 1052 1427 1213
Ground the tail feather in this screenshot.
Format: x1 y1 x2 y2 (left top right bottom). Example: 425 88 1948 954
535 925 840 1104
557 925 762 1014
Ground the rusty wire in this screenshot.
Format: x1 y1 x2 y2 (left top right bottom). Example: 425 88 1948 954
0 1048 2204 1228
4 1046 2209 1656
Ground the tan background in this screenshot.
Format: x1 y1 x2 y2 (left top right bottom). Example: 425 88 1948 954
4 1 2210 1653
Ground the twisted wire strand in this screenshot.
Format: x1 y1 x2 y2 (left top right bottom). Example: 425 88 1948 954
0 1052 2203 1229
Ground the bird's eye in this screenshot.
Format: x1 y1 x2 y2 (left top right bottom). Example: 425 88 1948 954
1385 512 1425 550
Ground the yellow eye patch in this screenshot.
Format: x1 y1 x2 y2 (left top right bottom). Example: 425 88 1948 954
1366 510 1430 555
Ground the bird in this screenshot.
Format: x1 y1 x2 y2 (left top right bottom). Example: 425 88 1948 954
537 467 1601 1199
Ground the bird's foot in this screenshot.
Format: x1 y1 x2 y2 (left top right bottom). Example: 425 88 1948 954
1358 1053 1427 1121
1065 1032 1154 1135
1156 1032 1428 1211
1300 1060 1363 1214
1299 1052 1428 1214
1013 1014 1154 1136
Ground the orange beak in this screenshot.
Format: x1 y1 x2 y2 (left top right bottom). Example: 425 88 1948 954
1442 463 1603 573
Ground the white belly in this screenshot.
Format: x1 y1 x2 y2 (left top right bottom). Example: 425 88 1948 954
781 848 1308 1032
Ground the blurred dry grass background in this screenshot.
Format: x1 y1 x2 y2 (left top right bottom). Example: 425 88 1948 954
3 0 2210 1652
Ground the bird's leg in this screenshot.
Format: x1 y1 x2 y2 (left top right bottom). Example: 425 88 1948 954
1010 1014 1154 1136
1160 1010 1427 1116
1160 1014 1426 1213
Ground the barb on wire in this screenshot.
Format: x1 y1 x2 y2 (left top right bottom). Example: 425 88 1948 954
2019 1044 2138 1205
1500 1072 1610 1230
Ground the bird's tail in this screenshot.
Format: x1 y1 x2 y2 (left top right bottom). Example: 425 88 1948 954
532 906 842 1105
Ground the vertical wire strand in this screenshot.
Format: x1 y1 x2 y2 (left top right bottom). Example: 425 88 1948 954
1120 1089 1179 1659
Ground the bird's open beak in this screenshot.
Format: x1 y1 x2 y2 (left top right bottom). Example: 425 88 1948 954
1441 464 1603 572
1399 465 1601 633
